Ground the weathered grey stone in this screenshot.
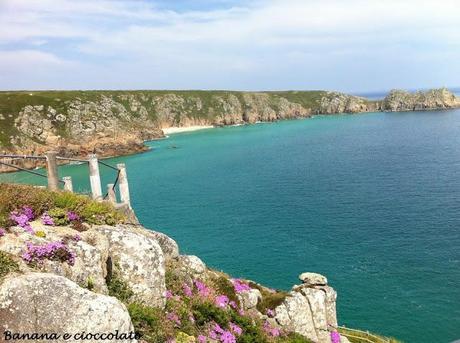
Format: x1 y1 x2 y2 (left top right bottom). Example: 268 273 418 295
274 292 318 342
95 225 166 307
299 272 328 286
178 255 207 275
237 288 262 310
0 273 135 342
124 224 179 260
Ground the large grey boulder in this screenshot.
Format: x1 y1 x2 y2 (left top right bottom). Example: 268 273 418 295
177 255 207 276
274 273 338 343
0 273 135 342
95 225 166 308
123 224 179 260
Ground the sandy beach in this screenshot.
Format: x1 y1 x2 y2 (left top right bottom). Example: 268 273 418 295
162 125 214 134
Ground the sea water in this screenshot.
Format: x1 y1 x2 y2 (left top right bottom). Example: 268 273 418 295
3 110 460 343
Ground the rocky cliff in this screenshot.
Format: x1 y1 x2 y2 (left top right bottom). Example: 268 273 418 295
0 88 458 169
0 184 353 343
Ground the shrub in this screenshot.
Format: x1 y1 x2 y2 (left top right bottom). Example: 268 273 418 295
107 268 134 303
47 208 69 226
248 282 290 314
0 251 20 279
0 184 125 228
21 241 76 266
211 275 239 303
128 303 173 343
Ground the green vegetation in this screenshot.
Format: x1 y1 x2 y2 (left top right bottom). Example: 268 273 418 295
248 281 290 314
107 267 134 304
338 327 402 343
128 303 173 342
0 89 334 146
0 251 19 280
0 183 125 227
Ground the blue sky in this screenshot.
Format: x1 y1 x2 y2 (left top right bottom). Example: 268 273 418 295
0 0 459 92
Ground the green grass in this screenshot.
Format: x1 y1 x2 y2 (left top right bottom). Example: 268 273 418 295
338 327 402 343
0 183 125 227
0 251 20 280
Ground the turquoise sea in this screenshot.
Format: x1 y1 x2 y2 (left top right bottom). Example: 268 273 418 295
2 110 460 343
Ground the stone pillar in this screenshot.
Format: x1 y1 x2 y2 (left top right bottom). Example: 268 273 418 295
117 163 130 207
45 151 59 191
107 184 117 205
88 154 102 201
63 176 73 192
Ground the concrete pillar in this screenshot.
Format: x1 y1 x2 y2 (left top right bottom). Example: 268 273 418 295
88 154 102 201
107 184 117 205
45 151 59 191
63 176 73 192
117 163 130 207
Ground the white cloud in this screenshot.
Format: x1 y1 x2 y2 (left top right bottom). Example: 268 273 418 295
0 0 459 91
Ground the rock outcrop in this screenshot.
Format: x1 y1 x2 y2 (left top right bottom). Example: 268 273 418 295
383 88 460 111
0 273 135 342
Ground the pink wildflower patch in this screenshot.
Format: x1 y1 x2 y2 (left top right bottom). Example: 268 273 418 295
330 331 341 343
165 290 173 299
266 309 275 317
232 279 251 293
73 234 82 242
67 211 80 221
183 283 193 297
220 331 236 343
229 300 238 309
215 295 229 308
194 280 210 297
229 323 242 336
41 212 54 226
0 228 6 237
21 241 76 266
10 211 34 234
22 206 35 221
263 321 280 337
197 335 207 343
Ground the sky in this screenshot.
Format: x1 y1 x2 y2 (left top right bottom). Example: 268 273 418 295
0 0 459 93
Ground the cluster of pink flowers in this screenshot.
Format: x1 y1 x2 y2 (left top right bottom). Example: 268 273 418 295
194 280 210 297
183 283 193 297
0 228 6 237
73 234 82 242
232 279 251 293
209 323 238 343
41 212 54 226
215 295 229 308
266 309 275 317
263 321 281 337
330 331 341 343
67 211 80 222
21 240 76 266
10 206 35 234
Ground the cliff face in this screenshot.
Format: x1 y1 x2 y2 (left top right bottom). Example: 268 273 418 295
0 216 345 343
0 88 458 165
382 88 460 111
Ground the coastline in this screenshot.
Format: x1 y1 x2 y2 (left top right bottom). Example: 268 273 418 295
162 125 214 135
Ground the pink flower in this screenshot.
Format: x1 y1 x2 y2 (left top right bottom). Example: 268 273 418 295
213 324 224 334
215 295 229 308
220 331 236 343
229 323 242 336
331 331 341 343
41 212 54 226
194 280 210 297
10 211 34 234
183 283 193 297
232 279 251 293
0 228 6 237
22 206 35 220
165 290 173 299
229 300 238 309
266 309 275 317
263 321 280 337
197 335 207 343
73 234 81 242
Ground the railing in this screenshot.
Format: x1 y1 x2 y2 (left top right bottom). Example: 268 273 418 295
0 151 131 208
336 326 394 343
